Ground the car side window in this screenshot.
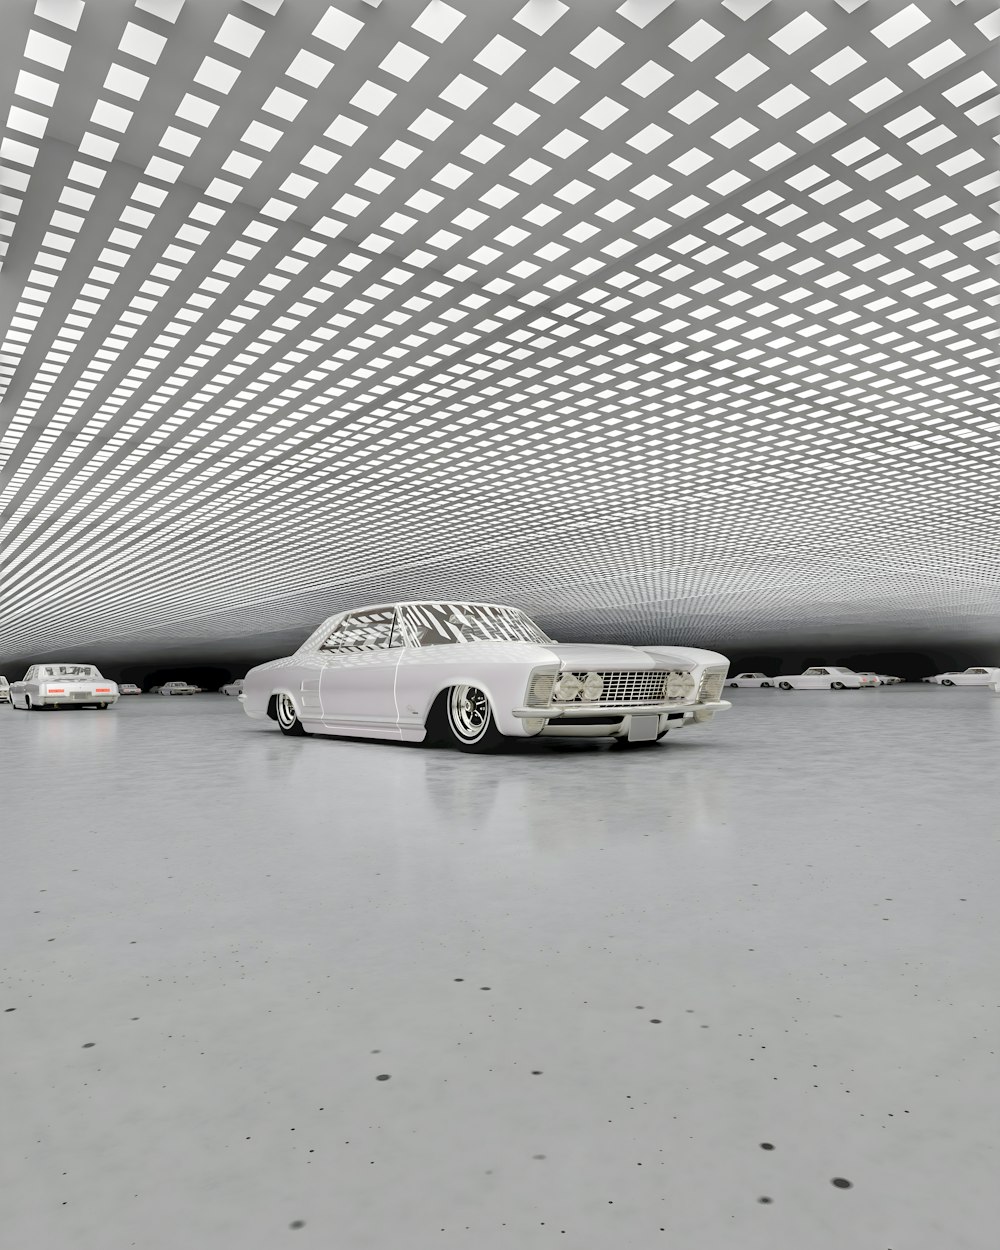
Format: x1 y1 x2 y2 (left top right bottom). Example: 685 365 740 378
322 608 398 652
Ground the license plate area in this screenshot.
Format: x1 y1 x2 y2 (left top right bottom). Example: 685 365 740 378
628 715 659 742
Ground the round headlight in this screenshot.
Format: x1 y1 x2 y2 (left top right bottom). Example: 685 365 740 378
553 673 584 702
666 670 695 699
581 672 604 701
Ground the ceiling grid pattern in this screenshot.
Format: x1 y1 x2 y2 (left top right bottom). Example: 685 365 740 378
0 0 998 656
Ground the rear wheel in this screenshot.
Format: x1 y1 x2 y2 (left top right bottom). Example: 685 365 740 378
275 692 307 736
779 682 793 690
942 679 954 686
729 682 739 689
445 685 504 753
831 681 846 690
762 682 772 688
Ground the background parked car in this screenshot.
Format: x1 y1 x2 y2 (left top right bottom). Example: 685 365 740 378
855 672 884 686
9 663 119 709
118 683 142 695
157 680 201 696
0 676 10 703
773 666 876 690
877 674 904 684
925 667 1000 686
220 679 244 696
725 672 773 688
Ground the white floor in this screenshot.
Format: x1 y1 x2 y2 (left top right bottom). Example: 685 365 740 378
2 686 997 1250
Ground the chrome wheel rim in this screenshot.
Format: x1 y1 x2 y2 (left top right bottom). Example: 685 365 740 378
276 693 297 728
448 685 489 741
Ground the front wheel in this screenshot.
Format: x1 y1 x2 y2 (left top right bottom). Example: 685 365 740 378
275 692 307 736
729 682 739 689
445 685 505 753
942 679 954 686
762 682 772 688
831 681 846 690
779 682 793 690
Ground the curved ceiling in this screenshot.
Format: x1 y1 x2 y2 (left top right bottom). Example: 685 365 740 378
1 0 998 662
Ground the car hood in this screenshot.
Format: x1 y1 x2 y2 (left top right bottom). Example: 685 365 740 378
540 643 673 670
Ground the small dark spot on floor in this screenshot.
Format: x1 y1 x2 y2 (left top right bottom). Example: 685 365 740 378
758 1196 773 1204
760 1142 774 1150
289 1220 305 1229
4 1008 15 1013
375 1074 391 1081
82 1043 95 1048
531 1070 542 1075
650 1018 661 1023
831 1177 853 1189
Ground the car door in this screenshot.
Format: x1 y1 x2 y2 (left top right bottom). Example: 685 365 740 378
960 668 988 686
319 607 403 735
802 667 828 689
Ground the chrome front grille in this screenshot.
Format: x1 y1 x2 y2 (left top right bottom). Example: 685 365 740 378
698 670 726 703
552 670 690 706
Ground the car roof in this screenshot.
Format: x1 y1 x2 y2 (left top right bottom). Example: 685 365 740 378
333 600 522 615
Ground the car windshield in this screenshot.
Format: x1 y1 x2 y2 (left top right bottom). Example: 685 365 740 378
39 665 100 679
401 602 552 647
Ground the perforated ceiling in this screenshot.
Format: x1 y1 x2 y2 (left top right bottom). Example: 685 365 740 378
1 0 998 661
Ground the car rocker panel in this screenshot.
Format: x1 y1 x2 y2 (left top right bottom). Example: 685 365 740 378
9 664 119 709
241 602 730 750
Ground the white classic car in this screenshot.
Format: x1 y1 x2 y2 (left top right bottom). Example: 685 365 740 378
877 674 903 684
855 672 884 686
9 663 119 710
0 675 10 703
241 601 731 752
156 680 201 695
725 672 774 688
118 683 142 695
925 667 1000 686
220 679 244 697
773 666 877 690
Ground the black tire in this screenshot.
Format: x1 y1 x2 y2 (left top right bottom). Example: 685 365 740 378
729 682 739 689
97 703 109 710
942 679 954 686
443 685 505 753
779 682 793 690
762 682 772 688
274 691 308 736
831 681 846 690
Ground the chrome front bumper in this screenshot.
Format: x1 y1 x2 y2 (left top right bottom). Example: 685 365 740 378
512 699 731 720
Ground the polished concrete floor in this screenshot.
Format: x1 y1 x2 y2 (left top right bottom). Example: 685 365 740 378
2 686 998 1249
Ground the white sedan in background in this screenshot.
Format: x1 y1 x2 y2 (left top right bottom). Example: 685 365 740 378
9 664 119 710
220 679 244 697
0 675 9 703
725 672 774 688
856 672 884 686
241 600 731 752
877 674 904 684
156 680 201 696
925 667 1000 686
774 666 877 690
118 683 142 695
